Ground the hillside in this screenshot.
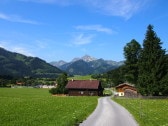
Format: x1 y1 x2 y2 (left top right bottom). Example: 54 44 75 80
0 47 62 78
51 55 124 75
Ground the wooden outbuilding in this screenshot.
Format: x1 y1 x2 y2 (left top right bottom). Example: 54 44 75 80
115 83 137 97
65 80 103 96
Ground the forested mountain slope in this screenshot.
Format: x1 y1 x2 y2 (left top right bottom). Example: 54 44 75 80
0 47 62 78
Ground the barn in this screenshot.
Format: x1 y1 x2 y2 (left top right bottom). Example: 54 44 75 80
115 83 137 97
65 80 104 96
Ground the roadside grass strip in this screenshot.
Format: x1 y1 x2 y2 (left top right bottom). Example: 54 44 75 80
113 97 168 126
0 88 98 126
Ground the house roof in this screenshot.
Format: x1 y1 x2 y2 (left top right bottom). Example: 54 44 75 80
116 83 135 88
123 86 137 91
116 83 137 91
65 80 100 89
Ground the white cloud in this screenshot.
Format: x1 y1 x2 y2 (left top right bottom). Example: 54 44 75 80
0 41 10 49
84 0 145 19
12 47 34 56
72 33 94 45
0 42 5 48
0 12 40 24
0 40 34 56
19 0 147 19
76 25 113 34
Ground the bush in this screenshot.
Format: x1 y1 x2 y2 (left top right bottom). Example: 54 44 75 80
49 88 59 94
49 87 68 94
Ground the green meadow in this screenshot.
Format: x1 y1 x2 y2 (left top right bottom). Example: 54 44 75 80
113 98 168 126
0 88 98 126
68 75 94 80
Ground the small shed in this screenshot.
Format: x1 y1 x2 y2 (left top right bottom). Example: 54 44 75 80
65 80 103 96
115 83 137 97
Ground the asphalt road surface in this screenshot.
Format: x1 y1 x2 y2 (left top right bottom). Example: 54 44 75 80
80 97 138 126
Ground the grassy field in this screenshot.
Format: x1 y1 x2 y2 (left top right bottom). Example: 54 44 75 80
113 97 168 126
0 88 98 126
68 75 94 80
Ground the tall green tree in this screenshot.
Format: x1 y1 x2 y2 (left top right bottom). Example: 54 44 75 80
159 54 168 96
49 73 68 94
123 39 141 85
56 73 68 94
138 25 167 96
106 66 125 86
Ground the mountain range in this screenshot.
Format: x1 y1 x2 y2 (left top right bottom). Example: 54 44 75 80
0 47 62 78
50 55 124 75
0 47 124 77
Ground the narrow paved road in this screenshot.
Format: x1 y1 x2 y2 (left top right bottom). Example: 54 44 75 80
80 97 138 126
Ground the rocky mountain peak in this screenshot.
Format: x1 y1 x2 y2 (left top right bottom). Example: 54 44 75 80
71 55 97 62
50 55 124 75
81 55 97 62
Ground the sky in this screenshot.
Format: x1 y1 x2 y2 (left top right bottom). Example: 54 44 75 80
0 0 168 62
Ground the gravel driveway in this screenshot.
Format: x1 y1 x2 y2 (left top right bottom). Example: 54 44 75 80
80 97 138 126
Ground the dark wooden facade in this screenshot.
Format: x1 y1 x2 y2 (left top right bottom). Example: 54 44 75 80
65 80 103 96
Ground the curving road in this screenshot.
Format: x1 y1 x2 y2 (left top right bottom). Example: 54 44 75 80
80 97 138 126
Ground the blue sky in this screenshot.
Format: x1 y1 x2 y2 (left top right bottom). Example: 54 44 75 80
0 0 168 62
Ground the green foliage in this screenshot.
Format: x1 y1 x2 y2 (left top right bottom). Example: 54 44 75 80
138 25 167 96
105 66 125 86
91 74 102 79
0 88 98 126
49 73 68 94
49 87 62 94
159 71 168 96
124 39 141 63
56 73 68 93
104 24 168 96
0 75 14 87
0 47 62 78
113 98 168 126
124 39 141 84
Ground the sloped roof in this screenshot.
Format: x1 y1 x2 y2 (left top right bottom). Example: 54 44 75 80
65 80 100 89
116 83 137 91
123 86 137 91
116 83 135 88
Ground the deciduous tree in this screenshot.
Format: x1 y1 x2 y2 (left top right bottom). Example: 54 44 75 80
49 73 68 94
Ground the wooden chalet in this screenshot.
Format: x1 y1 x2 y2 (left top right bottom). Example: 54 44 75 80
16 82 25 86
65 80 104 96
115 83 137 97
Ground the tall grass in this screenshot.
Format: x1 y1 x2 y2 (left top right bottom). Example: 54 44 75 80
113 97 168 126
0 88 98 126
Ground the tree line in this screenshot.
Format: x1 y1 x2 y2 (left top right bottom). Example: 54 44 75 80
104 24 168 96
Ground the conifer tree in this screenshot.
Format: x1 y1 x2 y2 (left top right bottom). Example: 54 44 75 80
159 54 168 96
138 25 167 96
124 39 141 85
